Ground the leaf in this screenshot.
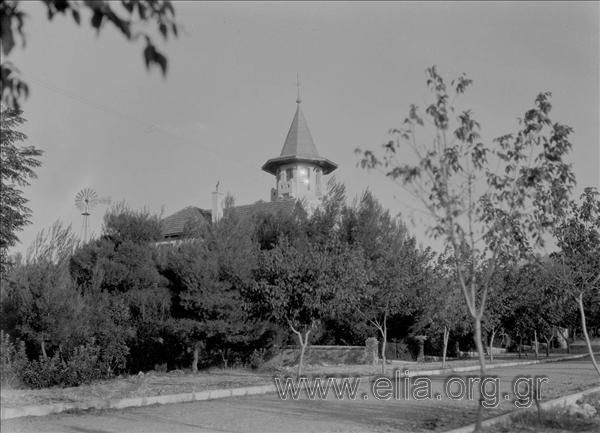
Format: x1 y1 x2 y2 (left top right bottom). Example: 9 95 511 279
163 1 175 16
0 17 15 56
72 9 81 25
137 2 147 20
143 42 168 76
159 22 168 40
91 10 104 30
122 0 135 14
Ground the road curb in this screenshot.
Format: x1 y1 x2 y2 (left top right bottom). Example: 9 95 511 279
443 385 600 433
402 352 595 377
1 352 596 421
0 384 275 421
359 352 597 381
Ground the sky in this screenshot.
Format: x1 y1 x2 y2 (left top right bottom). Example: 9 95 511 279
7 1 600 255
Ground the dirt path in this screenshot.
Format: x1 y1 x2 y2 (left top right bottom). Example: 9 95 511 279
3 358 598 433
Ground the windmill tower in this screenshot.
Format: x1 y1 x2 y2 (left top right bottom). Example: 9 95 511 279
75 188 110 242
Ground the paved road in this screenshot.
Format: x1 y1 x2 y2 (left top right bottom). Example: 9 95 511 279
3 359 598 433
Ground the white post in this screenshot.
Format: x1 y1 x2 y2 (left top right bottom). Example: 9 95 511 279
212 182 223 223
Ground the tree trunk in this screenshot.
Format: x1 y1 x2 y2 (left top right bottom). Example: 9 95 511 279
473 317 486 375
518 335 522 359
380 318 388 375
473 315 486 433
534 330 539 359
279 346 284 369
296 329 311 379
559 328 571 354
41 339 48 360
221 349 228 369
298 340 307 378
577 292 600 377
543 335 552 357
289 322 313 379
442 326 449 369
192 344 199 373
488 328 497 363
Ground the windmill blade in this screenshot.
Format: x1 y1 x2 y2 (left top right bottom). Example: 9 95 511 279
75 188 99 212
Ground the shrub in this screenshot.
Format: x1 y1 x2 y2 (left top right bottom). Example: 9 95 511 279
19 342 110 389
248 348 266 370
0 331 28 387
62 343 105 386
20 354 65 389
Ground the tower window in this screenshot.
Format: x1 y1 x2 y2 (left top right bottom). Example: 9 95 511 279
286 168 294 180
316 169 322 195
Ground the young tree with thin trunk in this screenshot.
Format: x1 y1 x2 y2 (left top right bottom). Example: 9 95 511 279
551 188 600 377
365 238 430 374
358 66 575 431
340 191 430 374
3 221 80 360
481 261 515 363
413 251 468 368
250 239 367 378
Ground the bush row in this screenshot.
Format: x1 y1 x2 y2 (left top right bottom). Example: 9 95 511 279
1 332 111 388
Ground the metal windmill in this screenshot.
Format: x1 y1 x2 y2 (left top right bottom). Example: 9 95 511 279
75 188 110 241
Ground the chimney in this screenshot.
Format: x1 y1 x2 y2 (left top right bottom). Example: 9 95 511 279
212 181 223 223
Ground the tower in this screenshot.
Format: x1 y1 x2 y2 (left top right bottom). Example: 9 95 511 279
262 88 337 205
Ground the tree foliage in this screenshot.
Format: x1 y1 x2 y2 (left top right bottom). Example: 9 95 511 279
358 65 575 369
551 188 600 376
1 0 179 109
160 213 260 370
0 108 42 274
248 237 367 376
358 66 575 430
413 250 470 364
339 190 431 371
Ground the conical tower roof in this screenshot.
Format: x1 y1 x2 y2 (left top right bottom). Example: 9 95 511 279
262 100 337 176
279 104 320 158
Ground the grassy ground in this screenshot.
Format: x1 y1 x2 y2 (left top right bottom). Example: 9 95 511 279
0 368 271 408
1 346 596 410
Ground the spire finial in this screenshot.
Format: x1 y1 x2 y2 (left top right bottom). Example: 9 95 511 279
296 73 301 104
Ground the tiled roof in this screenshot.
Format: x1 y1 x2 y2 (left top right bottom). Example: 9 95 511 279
161 200 297 239
161 206 211 238
226 199 297 221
